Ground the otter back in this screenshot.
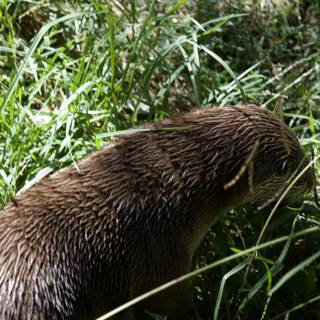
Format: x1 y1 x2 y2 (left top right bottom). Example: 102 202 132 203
0 104 313 320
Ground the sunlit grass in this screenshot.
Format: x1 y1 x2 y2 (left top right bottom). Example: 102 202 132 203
0 1 319 319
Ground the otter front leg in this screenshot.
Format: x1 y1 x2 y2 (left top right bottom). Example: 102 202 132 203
129 246 197 320
135 280 196 320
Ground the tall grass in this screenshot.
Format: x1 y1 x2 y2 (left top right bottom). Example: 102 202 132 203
0 1 319 319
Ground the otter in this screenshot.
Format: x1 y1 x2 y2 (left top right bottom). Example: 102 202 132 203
0 104 314 320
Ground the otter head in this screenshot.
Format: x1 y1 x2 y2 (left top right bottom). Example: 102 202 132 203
207 105 314 210
248 150 314 207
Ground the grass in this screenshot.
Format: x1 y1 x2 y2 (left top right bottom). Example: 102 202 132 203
0 0 319 319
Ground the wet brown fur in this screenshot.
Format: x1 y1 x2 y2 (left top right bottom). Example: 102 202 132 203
0 105 314 320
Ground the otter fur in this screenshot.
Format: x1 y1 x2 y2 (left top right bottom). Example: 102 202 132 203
0 104 313 320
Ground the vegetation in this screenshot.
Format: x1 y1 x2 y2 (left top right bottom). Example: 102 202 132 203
0 0 319 319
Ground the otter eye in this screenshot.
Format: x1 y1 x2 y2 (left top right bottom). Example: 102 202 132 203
278 160 288 174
